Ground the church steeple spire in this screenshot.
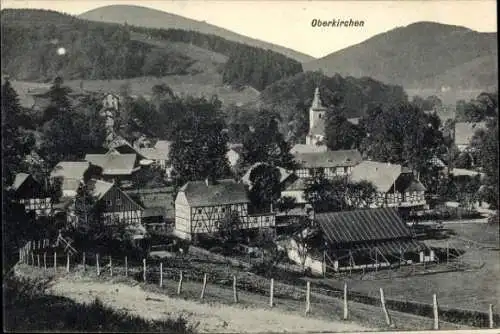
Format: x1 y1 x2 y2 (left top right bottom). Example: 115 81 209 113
311 87 324 110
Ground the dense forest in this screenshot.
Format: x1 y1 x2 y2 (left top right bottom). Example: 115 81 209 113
1 9 303 89
227 71 409 144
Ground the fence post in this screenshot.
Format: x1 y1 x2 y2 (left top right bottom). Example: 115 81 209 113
489 304 494 329
159 263 163 287
43 252 47 271
82 252 86 271
433 294 439 330
125 256 128 277
143 259 147 282
305 281 311 315
446 241 449 264
19 249 22 263
380 288 392 327
37 254 40 268
31 252 34 266
96 254 100 276
54 251 57 274
233 275 238 303
343 282 348 320
269 278 274 307
66 253 70 273
200 273 207 300
109 256 113 277
177 271 183 295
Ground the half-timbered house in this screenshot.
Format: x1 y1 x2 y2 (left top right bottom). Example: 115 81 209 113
350 161 427 210
10 173 52 217
174 179 275 240
294 149 362 179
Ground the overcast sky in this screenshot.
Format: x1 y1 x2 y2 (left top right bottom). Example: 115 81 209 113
2 0 497 58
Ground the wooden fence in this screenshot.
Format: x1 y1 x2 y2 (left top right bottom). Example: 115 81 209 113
17 241 499 330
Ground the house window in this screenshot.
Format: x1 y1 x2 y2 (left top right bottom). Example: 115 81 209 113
197 209 202 214
106 200 112 207
221 208 226 213
344 166 348 173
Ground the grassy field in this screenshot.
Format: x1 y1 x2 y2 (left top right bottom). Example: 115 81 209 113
11 75 260 111
3 275 193 333
316 222 499 313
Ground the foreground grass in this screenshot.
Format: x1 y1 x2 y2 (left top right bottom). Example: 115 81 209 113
3 275 194 333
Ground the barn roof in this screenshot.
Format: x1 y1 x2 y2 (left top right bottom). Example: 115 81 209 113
290 144 328 154
350 161 403 193
179 179 249 207
11 173 31 191
50 161 90 179
294 150 362 168
85 152 139 175
316 207 412 244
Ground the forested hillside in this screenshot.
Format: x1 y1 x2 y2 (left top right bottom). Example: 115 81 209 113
1 9 303 90
304 22 497 90
228 71 408 143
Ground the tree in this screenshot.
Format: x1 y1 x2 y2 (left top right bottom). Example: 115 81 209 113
248 164 282 212
304 174 347 213
132 165 167 189
169 96 231 191
277 196 298 215
1 78 34 187
476 119 499 209
324 113 364 150
241 110 296 169
345 180 377 209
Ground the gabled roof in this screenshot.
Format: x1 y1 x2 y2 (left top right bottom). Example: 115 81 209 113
294 150 362 169
87 179 114 200
350 161 403 193
84 151 139 175
241 163 294 188
178 179 249 207
454 122 487 146
50 161 90 179
11 173 31 191
316 207 412 244
291 144 328 154
139 140 172 160
347 117 360 125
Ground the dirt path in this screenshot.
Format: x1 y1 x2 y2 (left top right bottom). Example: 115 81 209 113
47 276 371 333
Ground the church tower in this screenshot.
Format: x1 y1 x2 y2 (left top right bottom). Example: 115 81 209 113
306 87 327 145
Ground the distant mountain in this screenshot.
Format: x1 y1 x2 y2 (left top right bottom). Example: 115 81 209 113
304 22 497 90
79 5 315 63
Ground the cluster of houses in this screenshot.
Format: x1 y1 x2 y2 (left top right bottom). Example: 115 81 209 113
9 87 486 275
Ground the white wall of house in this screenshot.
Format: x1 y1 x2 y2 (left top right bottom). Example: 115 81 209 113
281 189 307 205
286 238 324 275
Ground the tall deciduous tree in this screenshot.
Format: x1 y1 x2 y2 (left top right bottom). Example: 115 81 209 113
248 164 282 212
169 96 231 191
2 79 34 187
241 110 296 170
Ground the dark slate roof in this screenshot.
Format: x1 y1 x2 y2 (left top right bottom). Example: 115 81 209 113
180 179 249 207
315 207 412 244
294 150 362 168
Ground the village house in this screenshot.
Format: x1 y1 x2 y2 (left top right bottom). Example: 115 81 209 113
306 87 328 146
137 140 173 175
125 186 175 230
9 173 52 217
285 208 433 275
349 161 427 210
50 161 102 198
173 179 276 241
241 162 295 190
294 149 362 179
454 121 487 152
67 179 145 235
84 150 142 184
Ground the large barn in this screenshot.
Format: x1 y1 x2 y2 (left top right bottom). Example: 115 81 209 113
286 207 434 275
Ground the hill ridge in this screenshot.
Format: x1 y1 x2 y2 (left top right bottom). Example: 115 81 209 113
79 4 315 63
